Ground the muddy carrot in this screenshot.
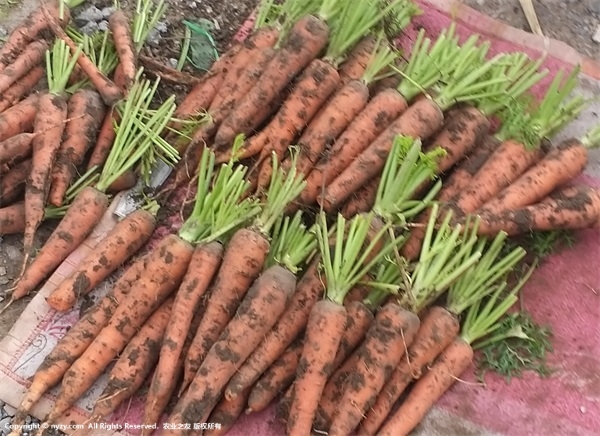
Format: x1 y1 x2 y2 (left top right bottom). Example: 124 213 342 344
0 203 26 235
0 40 49 94
0 94 39 143
0 67 44 113
340 176 380 218
109 9 137 90
0 133 35 167
206 388 252 436
0 159 30 205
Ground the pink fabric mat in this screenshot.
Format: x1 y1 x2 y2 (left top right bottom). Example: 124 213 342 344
0 1 598 435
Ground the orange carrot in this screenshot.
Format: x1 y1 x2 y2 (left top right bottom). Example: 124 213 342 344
85 106 120 171
0 202 25 235
378 337 473 436
180 228 270 395
0 67 44 113
213 15 330 149
0 133 34 166
252 59 340 191
329 304 420 435
478 136 597 215
321 97 445 212
143 241 224 429
284 78 370 180
108 9 137 90
166 265 296 431
223 260 324 402
43 234 193 425
0 40 48 94
0 0 69 72
0 159 30 205
338 35 377 84
287 300 348 436
0 93 39 143
48 89 105 206
10 253 147 428
300 89 407 206
360 306 460 435
476 184 600 236
10 187 109 306
453 139 548 214
246 339 304 413
340 176 380 218
206 388 252 436
45 209 156 311
91 298 174 421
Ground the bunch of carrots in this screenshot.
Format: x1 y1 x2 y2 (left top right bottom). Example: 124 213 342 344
2 0 600 434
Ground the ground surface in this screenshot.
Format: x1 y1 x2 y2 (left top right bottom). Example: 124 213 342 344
1 0 598 339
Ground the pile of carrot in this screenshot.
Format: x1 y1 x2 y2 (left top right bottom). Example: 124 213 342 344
3 0 600 434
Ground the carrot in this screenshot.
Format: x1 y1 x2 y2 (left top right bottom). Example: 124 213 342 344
143 242 224 429
48 89 106 206
329 304 420 435
91 298 174 421
0 158 31 205
0 40 48 95
476 184 600 236
42 234 193 425
287 299 347 436
109 9 137 90
338 35 377 84
379 337 474 436
300 88 407 206
213 14 330 149
340 176 380 218
0 0 69 72
0 67 44 113
0 93 39 143
246 339 304 413
8 187 109 307
222 260 324 402
44 9 123 106
166 265 296 431
283 78 369 179
321 97 445 212
0 202 26 235
106 169 137 193
85 106 120 171
45 209 156 311
359 306 460 434
206 388 252 436
251 59 340 191
180 228 271 394
0 133 34 166
10 253 147 429
478 129 600 215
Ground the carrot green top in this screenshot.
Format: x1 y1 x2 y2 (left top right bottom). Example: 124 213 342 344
359 33 400 87
132 0 168 53
446 230 526 316
178 139 261 245
46 39 81 95
373 135 445 226
460 262 536 347
405 203 482 313
265 211 317 274
315 212 405 305
362 257 406 310
581 123 600 149
95 73 179 192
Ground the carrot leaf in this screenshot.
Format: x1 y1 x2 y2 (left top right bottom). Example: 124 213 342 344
47 39 82 95
373 135 445 225
360 32 399 86
315 212 405 304
276 0 322 46
361 256 406 309
253 149 306 237
133 0 167 51
265 211 317 273
581 123 600 149
178 144 261 245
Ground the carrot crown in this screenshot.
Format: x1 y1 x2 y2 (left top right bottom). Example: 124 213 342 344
95 73 178 192
461 262 536 347
360 33 399 86
178 140 261 245
265 212 317 274
446 229 526 316
46 39 82 95
407 203 482 313
373 135 445 225
315 212 405 304
275 0 323 46
361 257 406 310
253 150 306 238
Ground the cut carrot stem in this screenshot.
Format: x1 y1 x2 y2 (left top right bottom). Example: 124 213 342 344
0 67 44 113
91 297 173 421
45 208 156 311
0 94 39 143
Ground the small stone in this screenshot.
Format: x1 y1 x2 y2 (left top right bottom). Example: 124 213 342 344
0 277 8 286
593 25 600 43
0 400 5 409
25 415 31 425
0 26 7 37
0 267 5 276
4 246 19 261
98 20 109 32
155 21 168 33
168 58 178 69
205 6 213 14
101 6 116 18
80 21 99 35
588 0 600 13
0 416 12 433
75 5 104 24
2 404 15 416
